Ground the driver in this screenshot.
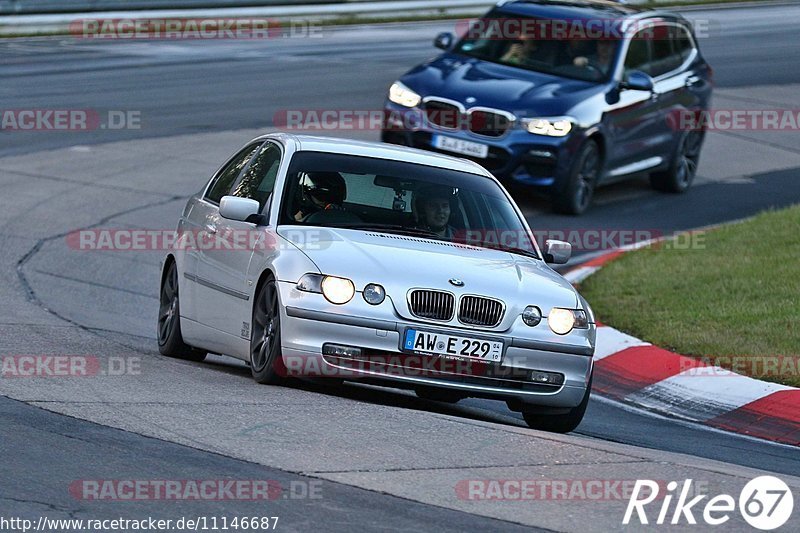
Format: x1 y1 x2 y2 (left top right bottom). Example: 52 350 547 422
294 172 346 221
413 185 458 240
573 40 615 76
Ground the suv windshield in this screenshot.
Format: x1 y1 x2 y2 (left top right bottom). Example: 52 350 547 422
454 11 620 82
279 151 539 259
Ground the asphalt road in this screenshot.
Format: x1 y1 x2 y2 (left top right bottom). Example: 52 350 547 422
2 4 800 158
2 3 800 530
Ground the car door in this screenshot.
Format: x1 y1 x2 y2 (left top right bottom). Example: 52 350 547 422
651 23 710 159
647 23 695 160
603 26 665 178
196 140 283 341
182 142 262 325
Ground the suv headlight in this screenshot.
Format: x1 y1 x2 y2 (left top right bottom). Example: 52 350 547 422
389 81 422 108
522 117 574 137
548 308 589 335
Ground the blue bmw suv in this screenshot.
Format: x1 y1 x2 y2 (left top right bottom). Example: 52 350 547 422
381 0 712 214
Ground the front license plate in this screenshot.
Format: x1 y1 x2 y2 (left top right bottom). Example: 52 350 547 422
432 134 489 159
403 328 503 362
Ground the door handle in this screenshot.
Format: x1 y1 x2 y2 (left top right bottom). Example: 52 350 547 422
205 223 217 235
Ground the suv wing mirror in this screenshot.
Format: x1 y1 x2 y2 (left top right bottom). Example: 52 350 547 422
621 70 654 92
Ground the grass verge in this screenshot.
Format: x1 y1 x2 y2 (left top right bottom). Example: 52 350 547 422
580 205 800 387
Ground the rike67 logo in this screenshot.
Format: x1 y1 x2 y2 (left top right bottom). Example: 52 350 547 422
624 476 794 530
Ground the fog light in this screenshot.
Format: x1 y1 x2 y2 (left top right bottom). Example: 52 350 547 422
322 344 362 358
363 283 386 305
530 371 564 385
527 149 556 159
522 305 542 327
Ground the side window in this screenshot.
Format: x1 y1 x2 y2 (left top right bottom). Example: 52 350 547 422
673 25 695 63
231 142 282 210
205 143 261 204
624 30 651 74
649 25 680 77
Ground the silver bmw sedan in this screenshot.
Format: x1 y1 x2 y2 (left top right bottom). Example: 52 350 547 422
158 133 596 433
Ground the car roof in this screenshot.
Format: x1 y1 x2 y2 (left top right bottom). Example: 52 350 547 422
498 0 643 19
265 133 493 178
494 1 686 33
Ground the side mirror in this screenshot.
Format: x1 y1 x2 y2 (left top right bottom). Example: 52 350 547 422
434 32 454 51
219 196 262 224
544 240 572 265
621 70 654 92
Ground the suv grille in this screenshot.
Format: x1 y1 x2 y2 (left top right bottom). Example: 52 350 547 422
458 296 504 327
408 290 455 321
423 101 461 130
468 110 512 137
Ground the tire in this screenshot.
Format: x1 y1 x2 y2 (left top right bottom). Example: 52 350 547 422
522 373 592 433
553 139 601 215
157 261 206 362
414 387 464 404
250 277 287 385
650 130 703 193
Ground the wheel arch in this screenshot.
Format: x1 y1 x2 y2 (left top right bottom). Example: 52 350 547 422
585 130 606 170
253 268 277 309
160 254 177 287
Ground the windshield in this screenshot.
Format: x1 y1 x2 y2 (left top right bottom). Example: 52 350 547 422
279 151 539 259
453 11 620 82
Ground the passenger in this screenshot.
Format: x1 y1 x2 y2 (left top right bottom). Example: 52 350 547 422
501 33 540 66
413 185 458 240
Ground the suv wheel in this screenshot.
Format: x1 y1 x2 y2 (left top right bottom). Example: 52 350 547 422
650 130 703 193
553 140 600 215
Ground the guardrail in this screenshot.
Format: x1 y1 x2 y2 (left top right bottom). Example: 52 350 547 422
0 0 778 36
0 0 499 35
1 1 332 15
1 0 489 16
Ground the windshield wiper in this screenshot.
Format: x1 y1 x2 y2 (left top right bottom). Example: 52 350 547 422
334 223 441 239
480 244 540 260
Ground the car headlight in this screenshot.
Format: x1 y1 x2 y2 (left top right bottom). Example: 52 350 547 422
297 273 355 305
548 308 589 335
363 283 386 305
389 81 422 108
321 276 355 305
522 117 573 137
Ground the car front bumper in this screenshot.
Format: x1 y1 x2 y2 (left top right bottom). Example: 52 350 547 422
381 101 584 190
277 281 594 409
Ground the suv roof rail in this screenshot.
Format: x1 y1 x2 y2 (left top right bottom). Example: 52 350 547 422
497 0 630 6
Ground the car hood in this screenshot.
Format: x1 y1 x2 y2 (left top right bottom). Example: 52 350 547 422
400 53 603 116
280 227 578 328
